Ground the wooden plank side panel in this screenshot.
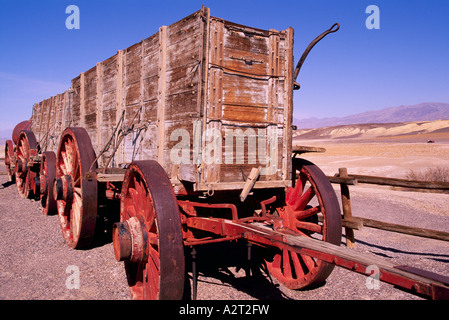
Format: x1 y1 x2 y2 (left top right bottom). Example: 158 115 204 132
47 96 57 151
70 76 82 127
98 54 118 167
82 66 99 150
121 41 143 164
50 92 66 151
30 103 41 139
165 11 203 122
124 42 142 109
205 17 294 187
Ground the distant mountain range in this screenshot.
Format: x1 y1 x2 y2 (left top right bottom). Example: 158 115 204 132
294 102 449 129
2 102 449 139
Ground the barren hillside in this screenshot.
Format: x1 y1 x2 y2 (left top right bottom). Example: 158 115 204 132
294 119 449 143
294 102 449 129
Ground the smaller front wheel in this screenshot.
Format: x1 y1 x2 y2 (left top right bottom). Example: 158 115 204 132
265 158 342 290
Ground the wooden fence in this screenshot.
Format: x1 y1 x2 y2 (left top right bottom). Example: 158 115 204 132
328 168 449 248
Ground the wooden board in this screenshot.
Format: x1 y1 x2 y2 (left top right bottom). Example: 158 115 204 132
29 6 294 193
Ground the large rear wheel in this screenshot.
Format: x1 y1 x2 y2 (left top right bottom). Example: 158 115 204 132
265 158 342 289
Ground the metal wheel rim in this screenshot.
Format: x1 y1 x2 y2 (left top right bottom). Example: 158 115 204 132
266 158 342 289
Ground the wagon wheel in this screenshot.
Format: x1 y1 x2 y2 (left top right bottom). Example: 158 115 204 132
39 151 57 215
15 130 38 199
265 158 342 289
112 160 185 300
4 140 15 182
54 127 98 249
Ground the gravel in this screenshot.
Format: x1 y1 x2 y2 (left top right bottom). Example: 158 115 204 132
1 165 448 300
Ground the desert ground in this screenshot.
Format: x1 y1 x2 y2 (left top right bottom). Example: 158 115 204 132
294 139 449 179
293 120 449 179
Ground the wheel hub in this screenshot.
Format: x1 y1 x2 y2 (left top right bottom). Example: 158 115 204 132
113 217 149 263
54 175 73 203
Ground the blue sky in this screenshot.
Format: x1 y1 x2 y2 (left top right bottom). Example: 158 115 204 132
1 0 448 134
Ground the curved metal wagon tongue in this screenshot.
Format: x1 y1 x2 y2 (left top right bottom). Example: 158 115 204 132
293 22 340 90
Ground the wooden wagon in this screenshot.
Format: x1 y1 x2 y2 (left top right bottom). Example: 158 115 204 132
4 6 449 300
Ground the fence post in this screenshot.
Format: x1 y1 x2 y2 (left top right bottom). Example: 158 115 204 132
339 168 355 248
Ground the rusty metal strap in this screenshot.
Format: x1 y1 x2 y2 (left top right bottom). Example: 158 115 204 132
294 22 340 86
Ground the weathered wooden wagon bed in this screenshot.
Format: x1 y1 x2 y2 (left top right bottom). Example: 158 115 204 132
4 6 449 300
30 7 293 194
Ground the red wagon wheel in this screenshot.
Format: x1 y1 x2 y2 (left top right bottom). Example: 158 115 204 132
15 130 38 199
54 127 98 249
113 160 185 300
265 158 342 290
39 151 57 215
4 140 15 182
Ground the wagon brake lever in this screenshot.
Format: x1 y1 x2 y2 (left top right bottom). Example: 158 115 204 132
293 22 340 90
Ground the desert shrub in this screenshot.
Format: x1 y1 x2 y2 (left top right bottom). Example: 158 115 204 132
405 166 449 182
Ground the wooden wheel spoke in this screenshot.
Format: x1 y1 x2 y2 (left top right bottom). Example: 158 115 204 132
71 195 82 240
148 245 160 270
300 254 316 273
294 206 320 220
288 182 316 212
124 205 136 220
73 186 82 196
18 145 25 157
296 220 322 234
61 151 70 175
147 232 159 246
73 161 80 182
291 252 305 279
282 249 292 278
129 188 141 216
145 259 160 299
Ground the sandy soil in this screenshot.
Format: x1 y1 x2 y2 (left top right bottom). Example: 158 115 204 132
294 139 449 178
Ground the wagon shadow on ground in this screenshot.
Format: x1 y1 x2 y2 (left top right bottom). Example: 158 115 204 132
348 237 449 264
88 198 121 250
182 240 326 300
0 180 15 189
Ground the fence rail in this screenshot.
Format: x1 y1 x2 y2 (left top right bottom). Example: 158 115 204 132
328 168 449 247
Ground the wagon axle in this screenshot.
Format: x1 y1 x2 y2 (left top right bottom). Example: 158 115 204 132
54 175 73 202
